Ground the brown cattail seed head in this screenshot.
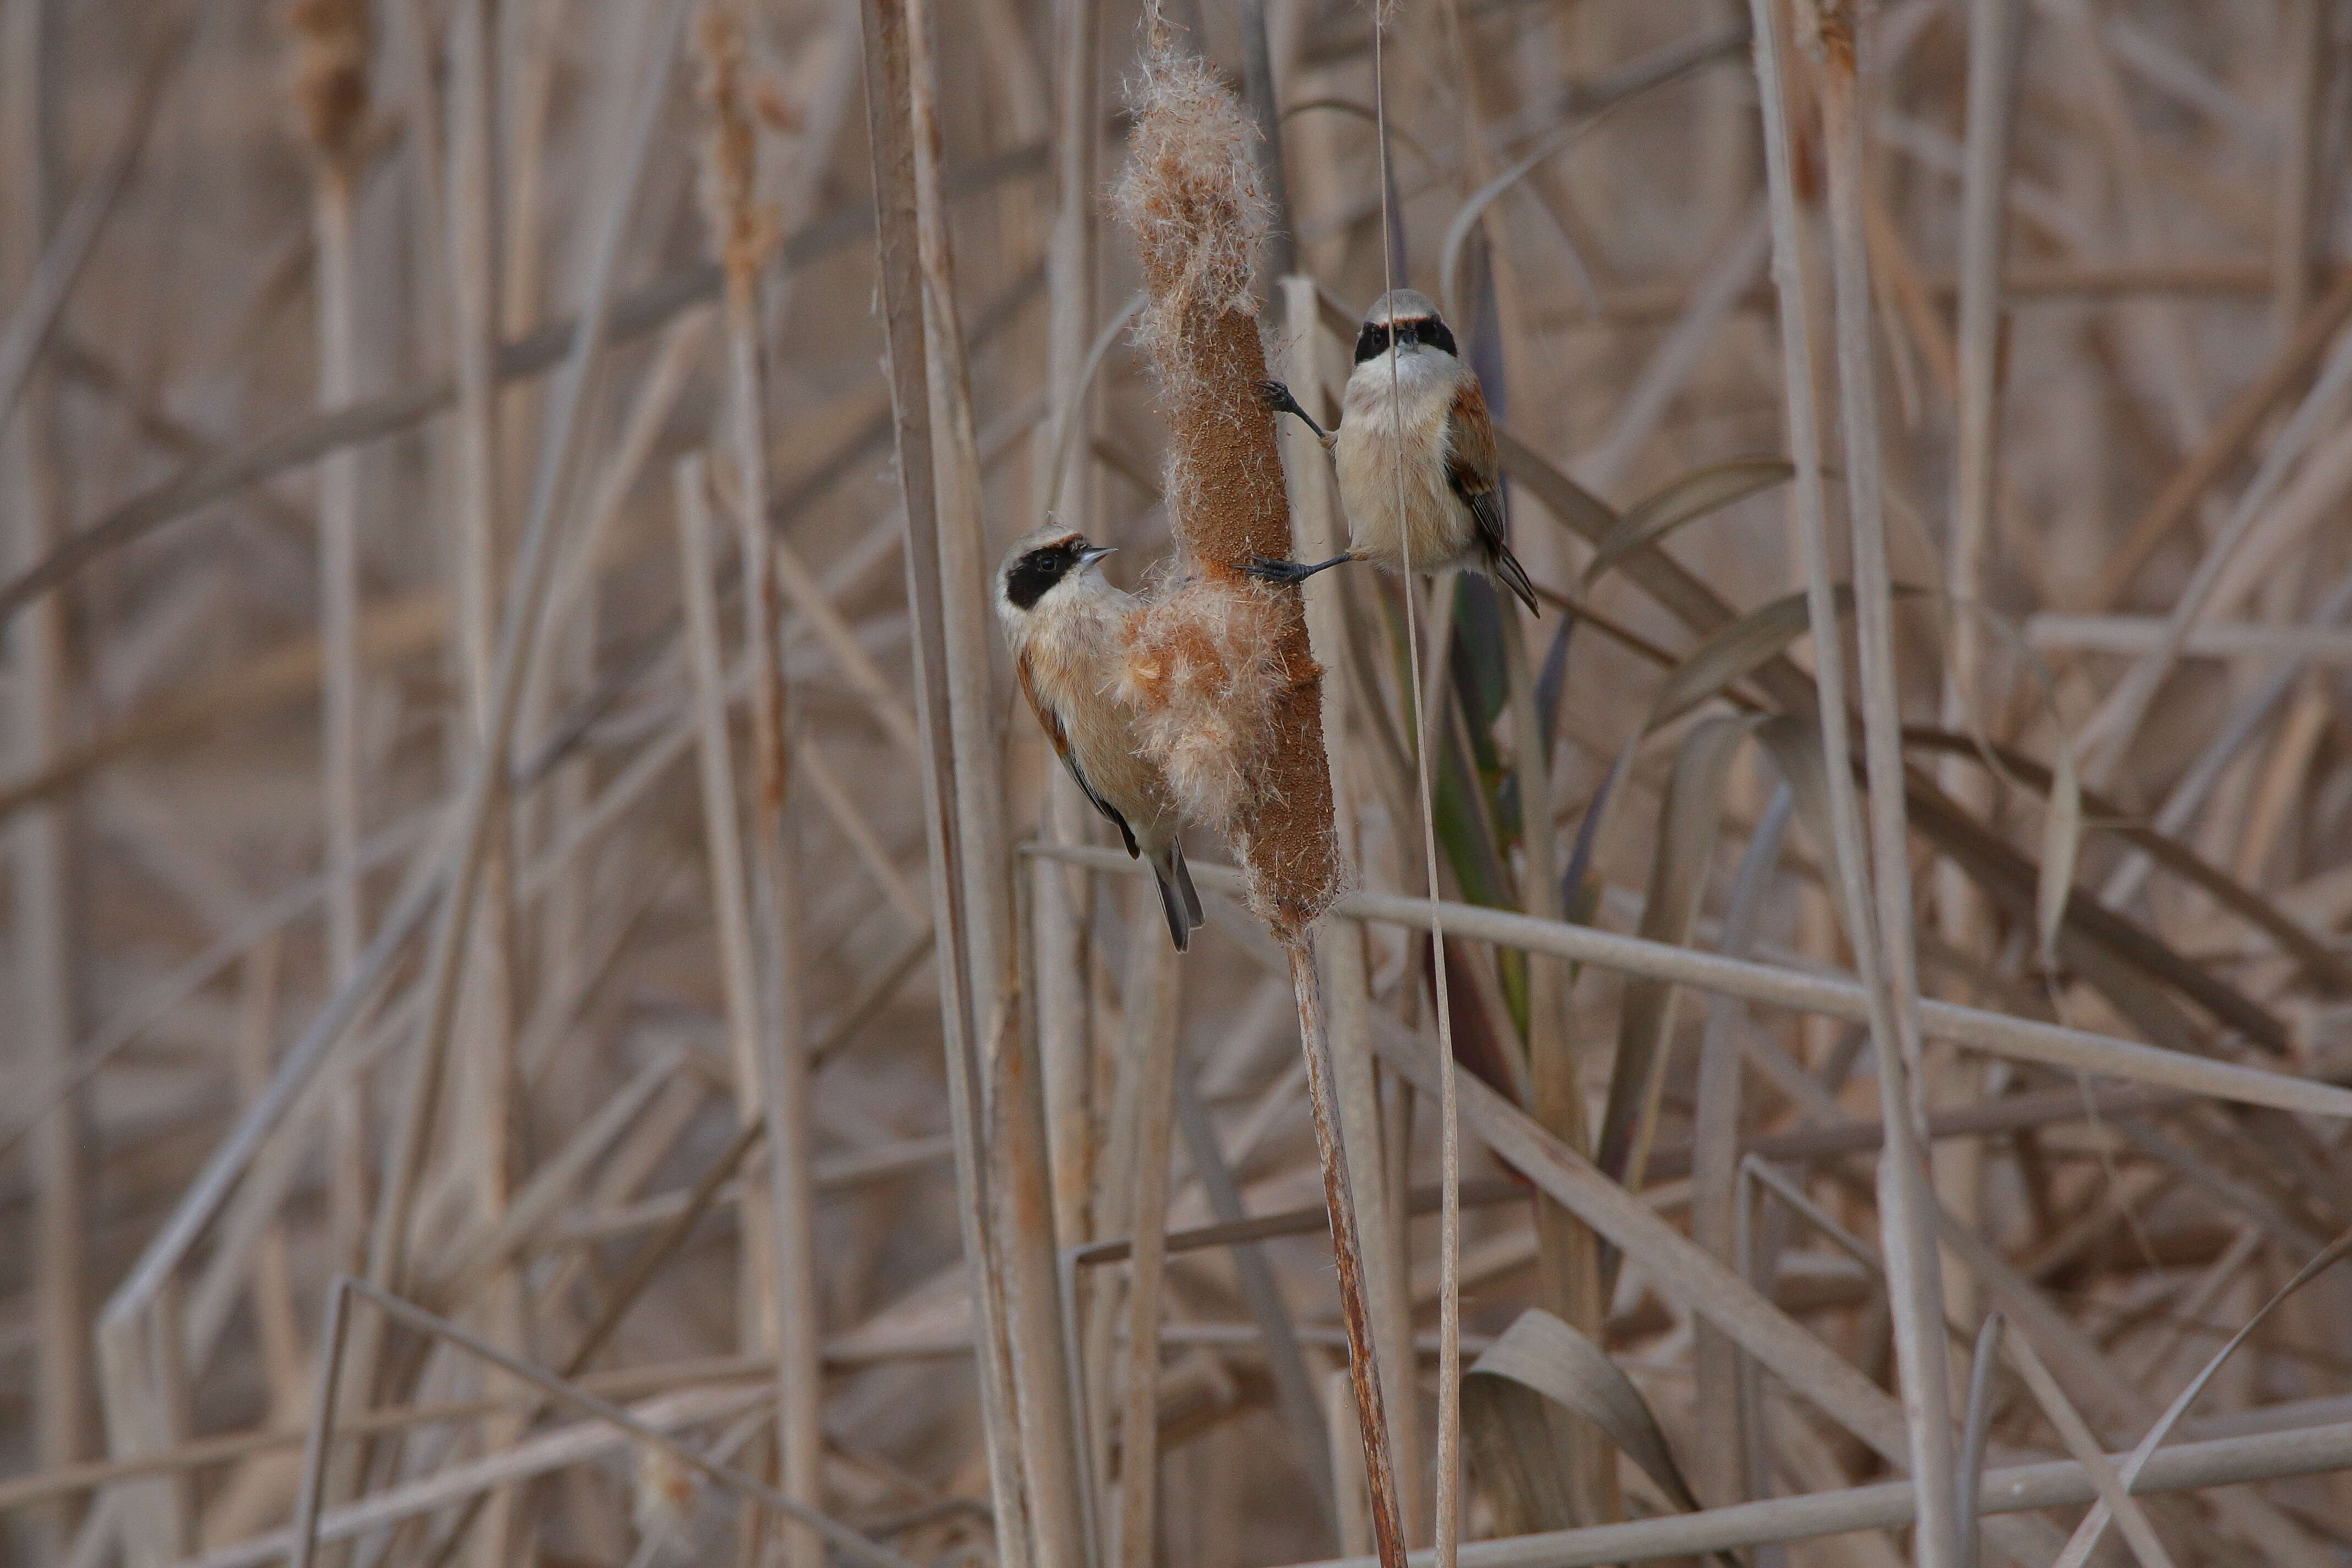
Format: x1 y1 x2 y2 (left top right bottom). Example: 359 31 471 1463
1114 46 1338 938
695 4 782 293
287 0 370 170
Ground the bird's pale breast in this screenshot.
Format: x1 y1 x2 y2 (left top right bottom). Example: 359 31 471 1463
1333 356 1477 571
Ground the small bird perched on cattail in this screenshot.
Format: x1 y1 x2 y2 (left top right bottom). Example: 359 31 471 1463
997 526 1204 951
1249 288 1540 616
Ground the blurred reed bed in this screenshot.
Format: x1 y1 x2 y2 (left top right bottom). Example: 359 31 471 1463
3 0 2352 1565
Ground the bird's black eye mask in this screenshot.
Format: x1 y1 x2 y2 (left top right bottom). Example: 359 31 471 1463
1005 541 1085 609
1353 315 1458 364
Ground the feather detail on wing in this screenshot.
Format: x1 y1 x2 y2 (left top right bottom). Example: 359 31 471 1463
1444 377 1541 614
1017 645 1139 856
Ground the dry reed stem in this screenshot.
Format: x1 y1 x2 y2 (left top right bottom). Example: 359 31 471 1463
906 0 1091 1560
1276 277 1409 1537
1036 843 2352 1125
293 0 373 1327
1932 0 2014 1009
854 0 1037 1558
1114 906 1182 1568
1289 942 1409 1568
440 5 527 1561
2 6 89 1550
1812 8 1963 1562
1268 1417 2352 1568
694 14 824 1562
1035 0 1106 1331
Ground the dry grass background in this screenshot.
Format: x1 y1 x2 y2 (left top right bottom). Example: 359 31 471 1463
6 0 2352 1564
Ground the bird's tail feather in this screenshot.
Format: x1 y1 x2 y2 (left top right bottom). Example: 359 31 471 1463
1172 840 1202 928
1152 842 1204 952
1492 542 1541 617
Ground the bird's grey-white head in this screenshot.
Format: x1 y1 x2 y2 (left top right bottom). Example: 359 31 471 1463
998 527 1115 617
1354 288 1458 364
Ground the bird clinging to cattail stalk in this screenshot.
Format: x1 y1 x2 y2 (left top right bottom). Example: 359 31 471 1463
996 526 1204 951
1249 288 1541 616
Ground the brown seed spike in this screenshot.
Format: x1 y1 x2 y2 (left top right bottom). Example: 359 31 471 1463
1111 47 1339 940
287 0 370 169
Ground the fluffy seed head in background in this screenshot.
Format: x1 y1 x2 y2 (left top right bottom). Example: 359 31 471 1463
695 4 783 292
287 0 370 168
631 1446 701 1547
1112 46 1272 409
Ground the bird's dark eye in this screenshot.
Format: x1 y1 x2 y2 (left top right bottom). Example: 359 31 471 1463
1005 544 1076 610
1420 317 1457 357
1353 320 1393 364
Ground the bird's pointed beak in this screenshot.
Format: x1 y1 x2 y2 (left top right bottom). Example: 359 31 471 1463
1078 545 1117 568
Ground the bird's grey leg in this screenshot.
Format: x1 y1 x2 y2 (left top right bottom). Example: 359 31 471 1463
1260 379 1336 450
1243 552 1358 587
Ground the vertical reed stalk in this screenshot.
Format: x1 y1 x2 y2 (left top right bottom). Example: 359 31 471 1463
1368 8 1458 1550
444 3 528 1560
696 11 825 1561
1114 903 1183 1568
1930 0 2014 1331
1037 0 1102 1264
1751 2 1959 1561
2 3 86 1548
1033 17 1107 1538
907 2 1092 1563
1811 7 1962 1561
1291 943 1407 1566
856 1 1045 1561
291 0 374 1288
